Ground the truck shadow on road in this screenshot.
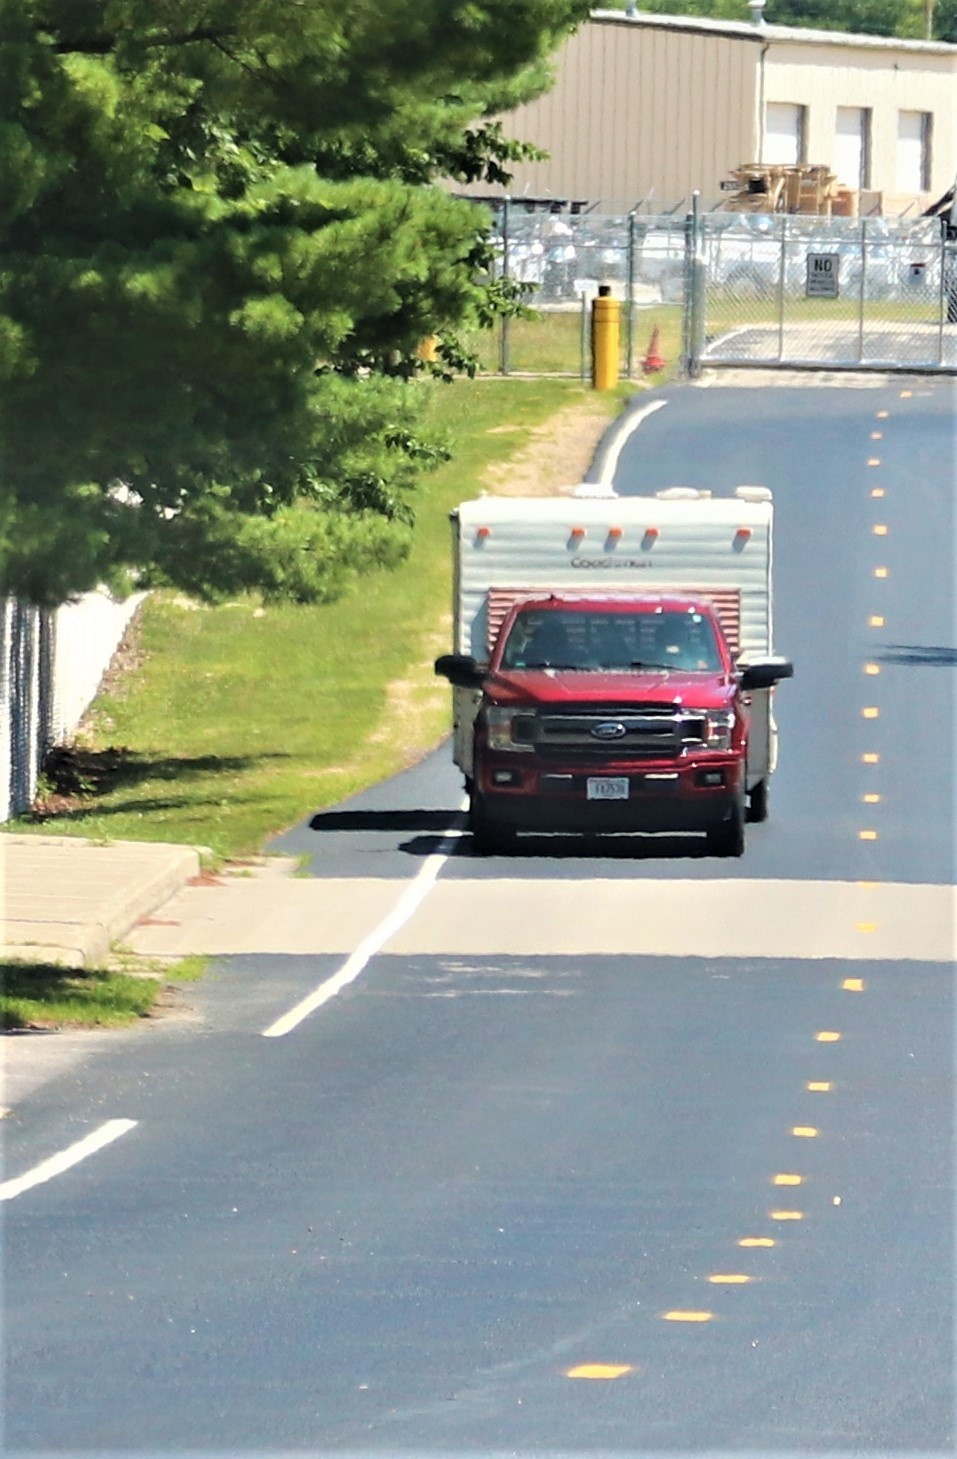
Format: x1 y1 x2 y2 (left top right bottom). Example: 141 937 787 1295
398 830 716 860
877 643 957 667
309 808 469 834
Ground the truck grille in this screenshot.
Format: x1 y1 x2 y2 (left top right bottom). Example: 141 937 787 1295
516 705 706 759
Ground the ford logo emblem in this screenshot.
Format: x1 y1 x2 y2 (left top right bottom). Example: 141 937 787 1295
592 720 627 741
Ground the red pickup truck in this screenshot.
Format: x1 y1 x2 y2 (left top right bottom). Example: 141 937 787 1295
437 591 792 857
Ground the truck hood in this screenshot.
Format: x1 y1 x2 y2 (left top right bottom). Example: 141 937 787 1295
484 667 736 710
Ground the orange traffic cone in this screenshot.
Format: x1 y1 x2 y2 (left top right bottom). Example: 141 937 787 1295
643 325 665 374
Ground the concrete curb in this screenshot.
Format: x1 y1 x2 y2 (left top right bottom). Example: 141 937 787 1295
0 837 205 969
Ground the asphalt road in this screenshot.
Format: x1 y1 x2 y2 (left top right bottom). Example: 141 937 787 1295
4 375 954 1456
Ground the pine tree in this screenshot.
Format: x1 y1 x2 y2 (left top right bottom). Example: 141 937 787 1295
0 0 588 604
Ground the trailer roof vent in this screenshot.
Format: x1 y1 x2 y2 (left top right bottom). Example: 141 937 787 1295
734 485 773 502
656 487 711 500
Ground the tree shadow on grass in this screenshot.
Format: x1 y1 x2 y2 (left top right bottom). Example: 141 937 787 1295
0 963 157 1029
29 745 291 824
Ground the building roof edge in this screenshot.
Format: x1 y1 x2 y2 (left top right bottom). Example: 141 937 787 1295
588 8 957 56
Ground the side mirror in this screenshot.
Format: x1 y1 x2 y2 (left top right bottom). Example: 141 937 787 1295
434 653 487 690
739 657 794 692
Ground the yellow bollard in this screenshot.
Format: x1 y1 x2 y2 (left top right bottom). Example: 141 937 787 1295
591 287 620 390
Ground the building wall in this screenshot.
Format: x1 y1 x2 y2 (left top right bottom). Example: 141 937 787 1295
765 42 957 209
473 13 956 216
498 17 761 211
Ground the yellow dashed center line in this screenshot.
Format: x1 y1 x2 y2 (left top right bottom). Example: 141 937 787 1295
770 1210 804 1221
816 1031 842 1042
856 919 878 931
858 829 878 841
842 978 865 992
708 1273 751 1284
773 1173 803 1185
864 663 880 675
900 389 912 397
867 457 881 466
870 431 883 439
862 752 879 764
862 793 881 804
874 566 889 578
871 487 885 497
662 1310 714 1323
876 409 889 417
869 615 884 627
862 706 880 719
807 1081 832 1092
873 524 888 536
566 1364 633 1380
739 1237 776 1247
792 1126 819 1138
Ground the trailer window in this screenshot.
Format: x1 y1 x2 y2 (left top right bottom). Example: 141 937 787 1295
500 610 721 672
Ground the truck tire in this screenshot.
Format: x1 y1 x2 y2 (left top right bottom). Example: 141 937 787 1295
706 799 746 858
747 778 769 823
469 792 515 856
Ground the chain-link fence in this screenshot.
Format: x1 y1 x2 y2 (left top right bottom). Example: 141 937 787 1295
471 200 956 377
0 591 143 821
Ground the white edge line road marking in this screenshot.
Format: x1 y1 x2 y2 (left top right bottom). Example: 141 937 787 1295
0 1118 138 1202
597 399 668 490
262 815 465 1038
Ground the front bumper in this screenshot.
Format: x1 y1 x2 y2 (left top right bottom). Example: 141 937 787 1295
476 755 744 835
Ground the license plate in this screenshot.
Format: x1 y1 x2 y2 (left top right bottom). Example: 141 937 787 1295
586 776 630 801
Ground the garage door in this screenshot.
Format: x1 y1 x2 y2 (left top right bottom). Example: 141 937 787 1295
764 103 805 166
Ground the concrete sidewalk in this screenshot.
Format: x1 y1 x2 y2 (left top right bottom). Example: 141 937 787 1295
0 834 205 969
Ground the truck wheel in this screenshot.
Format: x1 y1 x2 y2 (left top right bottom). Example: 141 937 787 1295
469 792 515 856
746 779 769 823
706 800 746 858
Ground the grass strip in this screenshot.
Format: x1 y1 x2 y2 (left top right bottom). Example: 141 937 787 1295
1 963 161 1029
14 377 633 860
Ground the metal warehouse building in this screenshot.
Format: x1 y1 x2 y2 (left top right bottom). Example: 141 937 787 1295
483 8 956 215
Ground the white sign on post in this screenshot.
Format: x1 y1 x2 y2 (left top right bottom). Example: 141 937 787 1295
806 252 840 298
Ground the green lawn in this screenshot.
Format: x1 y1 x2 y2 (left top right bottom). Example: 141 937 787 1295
464 304 684 378
15 377 633 860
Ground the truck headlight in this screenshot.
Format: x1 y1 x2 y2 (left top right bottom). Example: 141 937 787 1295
702 710 735 751
485 708 535 752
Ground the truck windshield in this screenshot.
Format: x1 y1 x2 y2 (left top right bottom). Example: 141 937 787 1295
499 609 722 673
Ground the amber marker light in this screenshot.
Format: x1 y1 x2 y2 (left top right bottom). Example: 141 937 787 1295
734 526 752 542
607 526 623 541
569 526 586 542
475 526 491 540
